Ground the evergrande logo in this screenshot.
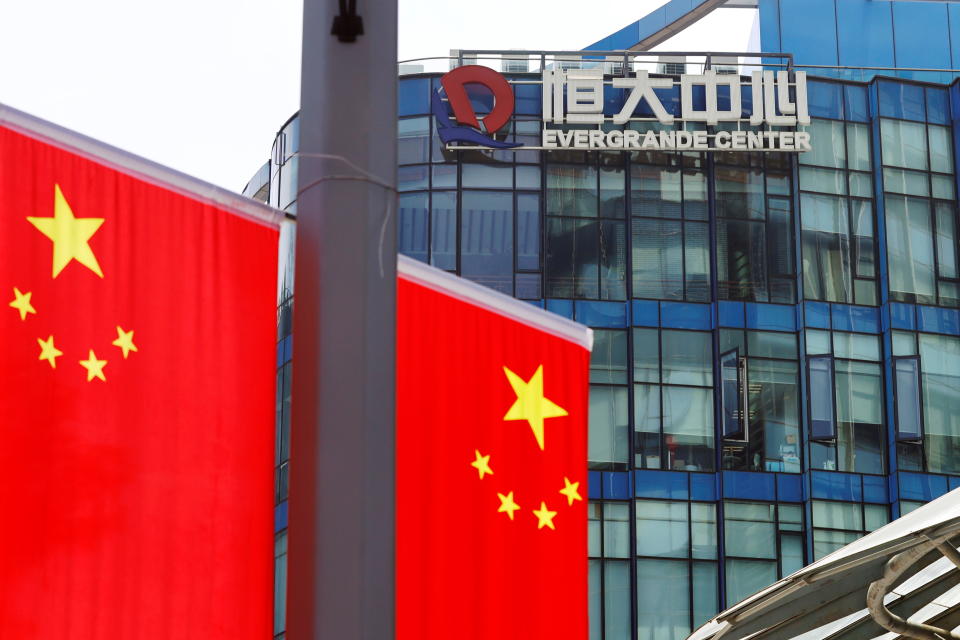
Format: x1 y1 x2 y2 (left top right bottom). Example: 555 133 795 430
470 365 582 531
9 184 138 380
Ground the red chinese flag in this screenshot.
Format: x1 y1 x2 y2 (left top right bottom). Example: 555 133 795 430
396 256 593 640
0 112 279 638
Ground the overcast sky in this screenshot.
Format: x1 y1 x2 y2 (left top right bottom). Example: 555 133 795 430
0 1 754 192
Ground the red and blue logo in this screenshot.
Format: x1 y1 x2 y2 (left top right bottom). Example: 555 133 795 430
432 65 522 149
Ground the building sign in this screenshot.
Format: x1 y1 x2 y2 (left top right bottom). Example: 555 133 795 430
433 64 811 153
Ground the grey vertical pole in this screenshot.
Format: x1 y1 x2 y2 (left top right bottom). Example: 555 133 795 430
287 0 397 637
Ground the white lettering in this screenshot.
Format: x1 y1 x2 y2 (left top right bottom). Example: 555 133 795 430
693 130 708 149
612 72 675 125
715 131 732 149
542 129 558 147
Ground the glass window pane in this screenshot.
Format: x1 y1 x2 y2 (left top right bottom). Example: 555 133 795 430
812 500 863 530
430 191 457 270
545 218 599 298
895 358 923 441
865 504 890 531
516 165 541 190
724 502 776 559
274 532 288 635
809 356 836 440
929 125 954 174
835 360 885 473
721 348 743 439
691 503 717 559
605 560 632 640
813 529 860 560
932 174 955 200
632 218 683 300
685 221 711 302
717 219 769 302
398 192 428 261
693 562 718 628
801 192 852 303
398 116 430 164
748 331 797 359
885 195 935 302
663 387 715 472
684 170 709 220
780 533 805 576
806 329 831 355
589 385 630 468
633 328 659 382
635 384 662 469
398 164 428 192
637 559 691 640
591 330 628 384
462 163 512 188
800 119 846 168
726 559 777 606
846 122 871 171
600 163 626 218
588 503 602 557
589 560 602 640
716 167 765 219
516 193 540 271
893 331 917 356
881 119 928 170
800 167 847 195
919 335 960 473
604 503 631 558
461 191 513 294
883 168 930 197
936 202 959 279
662 330 712 386
600 220 628 300
848 172 873 198
632 164 682 218
833 332 881 361
853 200 876 278
547 163 597 217
636 500 689 558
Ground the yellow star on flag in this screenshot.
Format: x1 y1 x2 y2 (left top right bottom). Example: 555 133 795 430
503 365 568 450
27 184 105 278
471 450 493 479
112 326 138 358
9 287 36 320
79 349 107 382
497 491 520 520
533 501 557 530
559 477 582 506
37 335 63 368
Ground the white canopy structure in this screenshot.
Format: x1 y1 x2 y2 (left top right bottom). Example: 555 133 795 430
688 489 960 640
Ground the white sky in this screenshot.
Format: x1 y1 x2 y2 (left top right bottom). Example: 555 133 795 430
0 1 754 192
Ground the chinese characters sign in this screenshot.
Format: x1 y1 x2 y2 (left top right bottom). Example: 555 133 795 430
433 64 812 153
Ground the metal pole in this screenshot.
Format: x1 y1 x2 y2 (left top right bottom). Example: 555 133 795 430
287 0 397 638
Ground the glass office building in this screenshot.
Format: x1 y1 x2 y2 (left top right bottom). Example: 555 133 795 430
245 2 960 638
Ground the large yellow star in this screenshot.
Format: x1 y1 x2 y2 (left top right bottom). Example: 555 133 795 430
37 335 63 368
559 477 582 506
471 450 493 479
79 349 107 382
27 184 104 278
533 501 557 530
497 491 520 520
503 365 568 450
112 326 138 358
9 287 36 320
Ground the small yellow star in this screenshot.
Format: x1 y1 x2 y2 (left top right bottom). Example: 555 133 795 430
497 491 520 520
79 349 107 382
471 450 493 479
37 335 63 368
503 365 568 450
112 326 138 358
27 184 105 278
559 477 583 506
533 501 557 530
9 287 36 321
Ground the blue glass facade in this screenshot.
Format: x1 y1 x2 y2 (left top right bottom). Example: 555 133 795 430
241 54 960 640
